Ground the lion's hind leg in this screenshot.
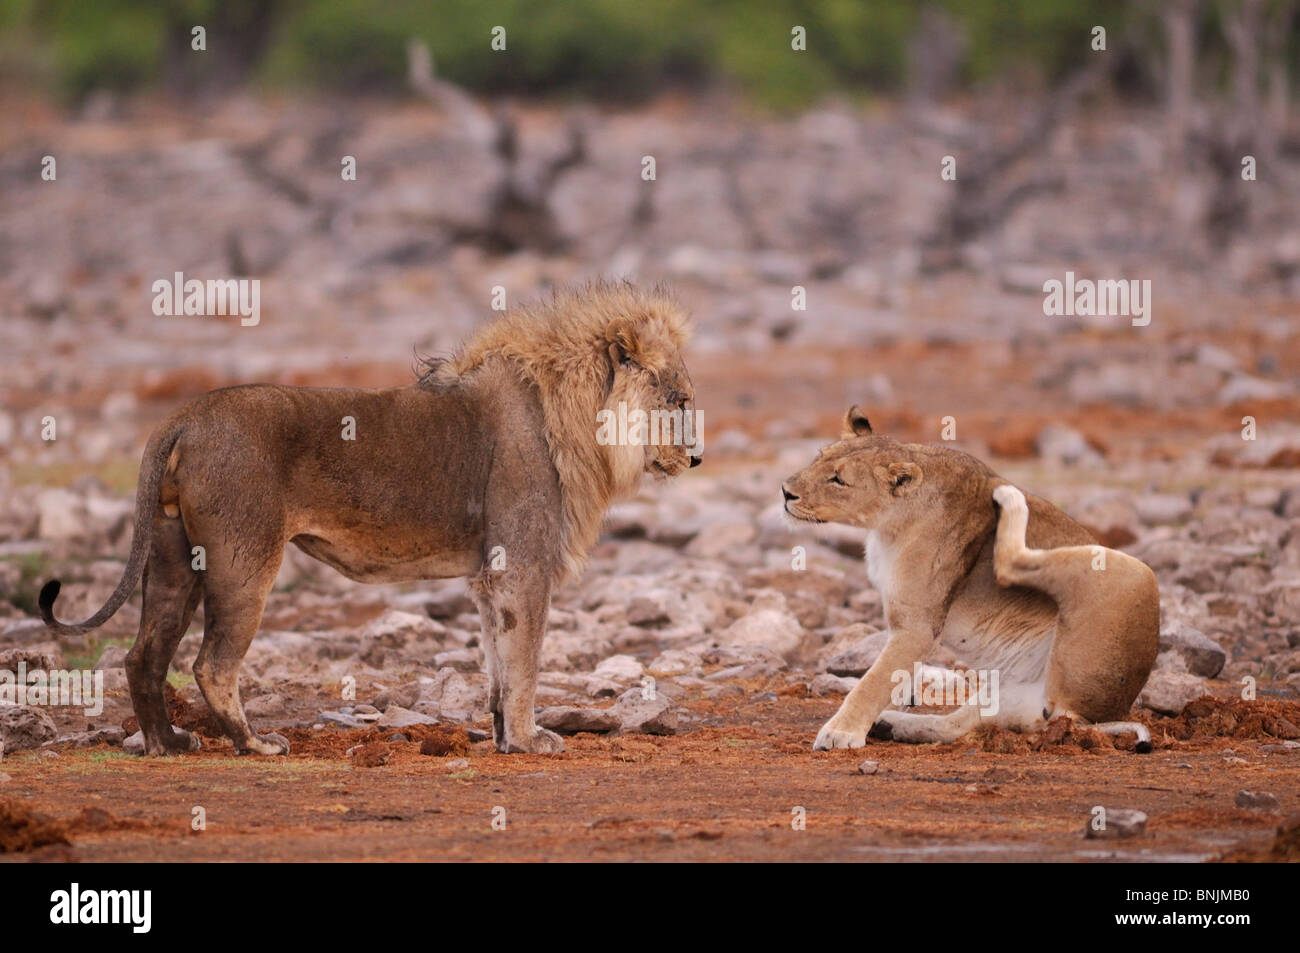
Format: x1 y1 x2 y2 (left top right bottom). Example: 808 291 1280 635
126 513 204 755
192 541 289 756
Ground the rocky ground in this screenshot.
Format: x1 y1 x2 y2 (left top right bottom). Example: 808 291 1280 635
1 94 1298 861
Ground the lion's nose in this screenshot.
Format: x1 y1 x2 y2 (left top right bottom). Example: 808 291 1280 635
782 485 798 501
690 454 702 468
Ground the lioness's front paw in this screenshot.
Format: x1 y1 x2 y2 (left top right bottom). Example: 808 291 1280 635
813 720 867 750
502 726 566 755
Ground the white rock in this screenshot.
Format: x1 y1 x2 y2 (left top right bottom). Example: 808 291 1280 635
611 686 677 735
716 590 807 659
810 673 859 696
377 705 438 728
593 654 644 682
1085 808 1147 839
1138 670 1206 716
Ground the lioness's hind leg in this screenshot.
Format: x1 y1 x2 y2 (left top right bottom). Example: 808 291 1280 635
871 706 981 744
993 483 1114 610
193 550 289 756
126 514 203 756
1083 719 1152 753
994 483 1159 728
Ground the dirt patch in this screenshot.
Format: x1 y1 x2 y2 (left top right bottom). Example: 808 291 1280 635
418 727 473 757
350 742 391 767
0 800 72 853
1217 815 1300 863
3 693 1299 862
122 683 226 739
278 723 475 760
1156 697 1300 743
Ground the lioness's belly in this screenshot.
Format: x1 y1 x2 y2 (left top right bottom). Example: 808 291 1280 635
940 556 1059 681
290 531 482 583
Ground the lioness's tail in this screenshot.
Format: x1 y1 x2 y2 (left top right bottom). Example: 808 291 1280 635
39 423 183 636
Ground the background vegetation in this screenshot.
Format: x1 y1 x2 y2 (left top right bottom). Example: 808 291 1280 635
3 0 1293 107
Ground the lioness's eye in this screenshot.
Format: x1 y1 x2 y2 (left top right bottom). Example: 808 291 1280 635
829 473 846 486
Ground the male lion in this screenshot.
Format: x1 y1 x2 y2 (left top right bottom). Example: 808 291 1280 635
783 407 1159 752
41 283 699 756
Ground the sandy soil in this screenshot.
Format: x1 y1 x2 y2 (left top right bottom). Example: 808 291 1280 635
3 691 1298 862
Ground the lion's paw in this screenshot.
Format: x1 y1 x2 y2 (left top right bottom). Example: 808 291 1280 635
239 732 291 756
503 726 566 755
143 726 201 756
813 721 867 750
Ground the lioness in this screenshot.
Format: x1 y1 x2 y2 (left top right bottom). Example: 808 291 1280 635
783 407 1159 752
41 283 699 755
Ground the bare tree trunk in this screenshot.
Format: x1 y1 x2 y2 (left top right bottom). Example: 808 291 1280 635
1163 0 1199 169
1262 0 1298 162
1223 0 1264 149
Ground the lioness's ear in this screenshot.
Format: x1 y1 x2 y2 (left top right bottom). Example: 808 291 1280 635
841 405 873 439
883 461 922 496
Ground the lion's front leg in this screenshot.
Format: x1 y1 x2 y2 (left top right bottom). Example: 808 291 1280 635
471 568 564 755
814 622 934 750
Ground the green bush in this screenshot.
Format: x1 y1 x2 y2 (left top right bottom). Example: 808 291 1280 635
0 0 1287 107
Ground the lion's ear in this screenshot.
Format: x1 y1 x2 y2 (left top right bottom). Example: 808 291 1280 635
606 320 639 368
841 405 873 439
885 461 922 496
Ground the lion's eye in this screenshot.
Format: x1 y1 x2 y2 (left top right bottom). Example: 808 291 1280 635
829 473 846 486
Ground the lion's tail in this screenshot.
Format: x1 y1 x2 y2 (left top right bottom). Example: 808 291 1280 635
39 423 183 636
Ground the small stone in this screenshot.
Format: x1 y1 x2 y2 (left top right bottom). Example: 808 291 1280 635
244 693 285 717
536 706 622 734
826 630 891 677
1135 493 1193 525
1235 790 1279 810
1157 621 1226 678
377 705 438 729
1085 808 1147 839
857 760 879 775
1138 670 1206 716
0 706 58 751
122 731 145 755
593 654 644 682
647 649 703 676
319 711 361 728
444 757 470 771
611 687 678 735
94 645 128 670
810 673 858 696
432 648 480 672
1037 425 1104 466
716 592 808 660
1261 741 1300 753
